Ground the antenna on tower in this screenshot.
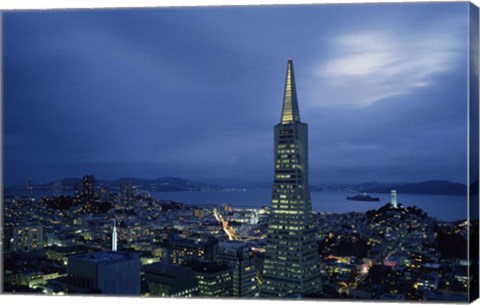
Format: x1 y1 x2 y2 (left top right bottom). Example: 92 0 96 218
112 219 118 251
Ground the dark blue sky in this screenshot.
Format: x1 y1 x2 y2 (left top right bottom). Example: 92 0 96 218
3 3 470 185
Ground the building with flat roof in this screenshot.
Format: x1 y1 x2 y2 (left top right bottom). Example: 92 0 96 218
82 175 95 198
215 240 257 297
167 234 218 265
67 251 140 295
187 260 233 297
11 225 44 253
120 181 134 208
144 262 199 297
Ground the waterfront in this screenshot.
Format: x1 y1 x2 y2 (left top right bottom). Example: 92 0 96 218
151 189 467 222
3 180 473 301
4 188 468 222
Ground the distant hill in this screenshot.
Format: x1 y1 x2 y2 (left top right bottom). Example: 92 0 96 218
7 177 469 196
8 177 230 192
367 180 467 196
104 177 227 192
312 180 467 196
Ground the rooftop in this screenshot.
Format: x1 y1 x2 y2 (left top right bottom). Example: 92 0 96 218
187 260 231 274
145 261 191 274
70 251 138 264
217 240 248 250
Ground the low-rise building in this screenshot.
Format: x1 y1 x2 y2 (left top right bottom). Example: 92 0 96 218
67 251 140 295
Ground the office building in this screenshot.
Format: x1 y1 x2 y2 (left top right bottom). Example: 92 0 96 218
120 181 134 207
215 241 257 297
67 251 141 295
53 180 63 197
82 175 95 198
144 262 199 297
98 186 111 202
188 260 233 297
11 224 44 253
74 182 82 197
261 59 321 297
167 234 218 265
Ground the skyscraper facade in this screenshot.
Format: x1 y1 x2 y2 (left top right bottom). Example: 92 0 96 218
215 241 257 297
144 262 199 297
11 224 44 253
120 181 133 207
82 175 95 198
189 260 234 297
261 59 321 298
167 234 218 265
53 180 63 197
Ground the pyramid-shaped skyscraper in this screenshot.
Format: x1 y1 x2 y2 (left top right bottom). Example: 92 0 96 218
261 59 321 298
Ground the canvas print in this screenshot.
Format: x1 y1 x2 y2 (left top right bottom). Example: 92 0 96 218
1 2 479 303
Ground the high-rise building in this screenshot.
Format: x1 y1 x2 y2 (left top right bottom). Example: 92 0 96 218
11 225 44 253
82 175 95 198
27 177 33 199
67 251 141 295
261 59 321 298
74 182 83 198
120 181 133 207
215 241 257 297
188 260 234 297
53 180 63 197
98 186 111 202
167 234 218 265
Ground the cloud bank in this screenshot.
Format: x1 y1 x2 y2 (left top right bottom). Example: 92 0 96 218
309 27 465 107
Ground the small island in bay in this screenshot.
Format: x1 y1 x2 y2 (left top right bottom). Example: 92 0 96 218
346 193 380 202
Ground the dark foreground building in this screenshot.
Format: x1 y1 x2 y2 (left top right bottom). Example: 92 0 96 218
144 262 199 297
261 59 321 297
67 251 141 295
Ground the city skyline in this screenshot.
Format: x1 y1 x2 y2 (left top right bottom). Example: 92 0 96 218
2 3 478 301
4 3 469 186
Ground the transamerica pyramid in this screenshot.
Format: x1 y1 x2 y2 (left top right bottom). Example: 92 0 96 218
260 59 322 298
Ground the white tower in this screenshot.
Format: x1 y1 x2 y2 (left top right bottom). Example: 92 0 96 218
112 219 118 251
391 190 397 209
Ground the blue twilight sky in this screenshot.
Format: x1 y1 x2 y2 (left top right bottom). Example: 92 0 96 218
3 3 470 186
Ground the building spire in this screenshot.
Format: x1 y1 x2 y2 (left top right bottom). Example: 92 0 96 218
281 59 301 124
112 219 117 251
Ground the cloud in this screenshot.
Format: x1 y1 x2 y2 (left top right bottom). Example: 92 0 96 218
309 28 465 107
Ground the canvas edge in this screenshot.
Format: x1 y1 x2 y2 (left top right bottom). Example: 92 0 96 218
0 10 4 296
468 1 480 303
0 2 477 304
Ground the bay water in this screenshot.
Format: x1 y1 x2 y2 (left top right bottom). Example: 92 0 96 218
151 189 468 222
4 189 469 222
